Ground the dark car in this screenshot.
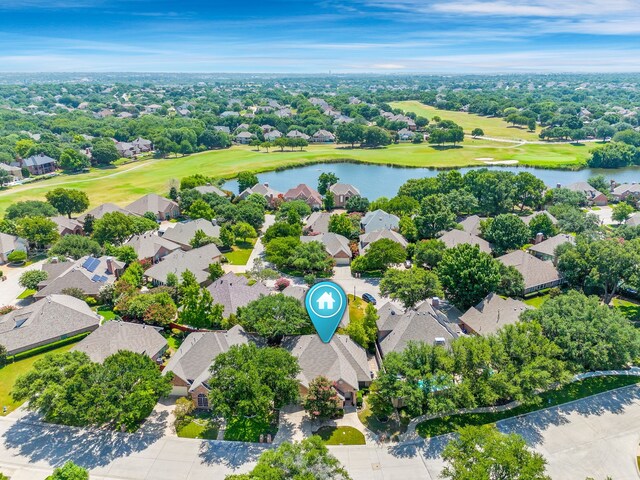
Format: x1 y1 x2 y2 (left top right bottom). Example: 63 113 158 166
362 293 377 305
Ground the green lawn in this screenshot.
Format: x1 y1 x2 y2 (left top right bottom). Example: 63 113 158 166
177 415 219 440
523 293 550 308
0 343 75 415
613 298 640 323
348 294 366 324
224 415 278 443
224 239 256 265
313 426 366 445
357 400 409 439
17 289 36 300
96 306 117 321
416 375 640 438
0 137 591 215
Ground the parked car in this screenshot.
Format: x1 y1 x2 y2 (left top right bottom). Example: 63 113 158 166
362 293 377 305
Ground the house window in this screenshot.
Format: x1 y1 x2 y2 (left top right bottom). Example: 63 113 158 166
197 393 209 408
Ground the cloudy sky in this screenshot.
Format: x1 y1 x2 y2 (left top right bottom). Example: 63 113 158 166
1 0 639 72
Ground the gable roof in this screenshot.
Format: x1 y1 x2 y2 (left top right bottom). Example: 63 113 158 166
125 193 179 216
0 295 100 355
144 243 222 285
439 229 492 254
627 212 640 227
359 229 408 251
0 232 27 255
77 203 137 223
460 293 532 336
161 219 220 248
282 285 307 303
22 154 56 167
329 183 360 197
284 184 323 206
51 216 83 235
522 210 558 226
497 250 563 291
528 234 575 258
360 209 399 232
163 325 254 391
304 212 331 234
376 302 404 332
194 185 226 196
282 334 370 391
72 321 167 363
612 184 640 196
239 183 282 200
301 233 352 259
123 231 182 260
565 182 604 200
206 273 271 317
458 215 486 236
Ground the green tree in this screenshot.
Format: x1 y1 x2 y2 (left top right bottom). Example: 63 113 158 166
351 239 406 273
219 224 235 248
318 172 339 195
15 138 36 158
471 128 484 137
46 188 90 218
16 216 59 249
237 172 259 193
380 267 442 309
187 199 214 221
49 235 101 259
46 461 89 480
225 437 351 480
92 212 133 245
345 195 369 213
19 269 48 290
328 213 353 238
263 222 302 243
303 376 342 419
233 221 257 242
179 285 223 328
208 262 225 282
481 214 531 255
238 294 312 343
441 425 550 480
208 343 300 423
413 239 446 269
588 142 638 168
514 172 545 211
59 148 90 172
612 202 635 224
438 244 502 310
5 200 58 220
415 194 457 239
346 302 378 350
528 213 558 239
91 139 120 165
323 191 335 211
277 200 311 221
336 122 365 147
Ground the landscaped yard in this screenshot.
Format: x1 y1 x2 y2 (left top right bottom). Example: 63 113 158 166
96 306 118 321
313 426 366 445
0 343 76 415
17 289 36 299
177 414 219 440
523 293 550 308
224 415 278 443
224 239 257 265
348 294 366 323
613 298 640 323
416 375 640 438
357 399 409 440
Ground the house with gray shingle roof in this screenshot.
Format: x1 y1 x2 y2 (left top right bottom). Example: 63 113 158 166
163 325 257 408
527 234 574 262
0 163 22 182
235 131 254 144
161 219 220 250
627 212 640 227
458 215 486 236
126 193 180 221
286 130 310 140
206 273 270 318
565 182 608 206
459 293 531 337
0 294 100 356
144 243 222 286
123 231 182 262
497 250 565 295
72 321 167 363
21 154 56 175
304 212 331 234
0 232 28 264
439 229 492 254
194 184 226 197
282 285 307 304
359 229 408 254
283 334 371 406
51 216 83 236
612 184 640 202
77 203 138 223
329 183 360 208
301 233 352 265
360 209 399 233
238 183 282 206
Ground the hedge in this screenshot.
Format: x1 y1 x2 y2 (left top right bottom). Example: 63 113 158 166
7 332 91 363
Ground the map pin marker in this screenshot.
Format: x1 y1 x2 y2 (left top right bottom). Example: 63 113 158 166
305 281 347 343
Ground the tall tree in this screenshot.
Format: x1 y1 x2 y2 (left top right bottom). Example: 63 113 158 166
380 267 443 309
414 194 456 239
237 294 312 343
46 188 90 218
303 376 342 420
317 172 339 195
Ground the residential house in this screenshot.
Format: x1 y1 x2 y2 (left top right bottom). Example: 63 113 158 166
359 229 408 254
304 212 331 234
235 131 254 144
0 295 100 356
220 111 240 118
283 334 371 406
21 154 56 175
0 233 28 264
459 293 532 336
144 243 222 286
213 126 231 134
161 219 220 250
565 182 608 206
611 183 640 203
329 183 360 208
459 215 486 236
497 250 565 295
35 256 125 300
311 130 336 143
286 130 310 140
126 193 180 221
264 130 282 142
282 285 307 304
522 210 558 227
397 128 415 142
527 234 575 262
0 163 22 182
72 321 167 363
77 203 138 223
627 212 640 227
206 273 270 318
438 229 492 254
164 325 257 408
51 216 83 236
194 184 226 196
360 209 399 233
284 184 323 209
377 301 457 357
123 232 182 263
238 183 282 206
301 233 352 265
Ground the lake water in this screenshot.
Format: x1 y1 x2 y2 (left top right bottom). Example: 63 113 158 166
223 163 640 199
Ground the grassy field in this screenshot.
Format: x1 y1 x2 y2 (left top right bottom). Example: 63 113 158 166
176 415 219 440
0 343 75 415
348 294 366 323
313 426 366 445
390 101 542 141
0 135 591 216
416 375 640 438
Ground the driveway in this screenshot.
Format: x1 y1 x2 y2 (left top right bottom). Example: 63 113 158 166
587 206 615 226
0 260 46 307
1 385 639 479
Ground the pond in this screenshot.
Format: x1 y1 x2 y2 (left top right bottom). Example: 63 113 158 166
223 162 640 199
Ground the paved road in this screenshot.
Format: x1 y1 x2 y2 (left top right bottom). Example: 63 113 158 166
0 385 639 479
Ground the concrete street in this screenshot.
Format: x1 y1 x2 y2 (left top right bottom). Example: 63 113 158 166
0 385 639 479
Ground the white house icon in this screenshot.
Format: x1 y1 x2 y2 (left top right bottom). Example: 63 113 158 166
316 291 335 310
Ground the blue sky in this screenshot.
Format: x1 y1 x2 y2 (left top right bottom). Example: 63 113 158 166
1 0 639 73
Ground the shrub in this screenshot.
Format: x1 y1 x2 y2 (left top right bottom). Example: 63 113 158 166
275 278 290 291
7 250 27 263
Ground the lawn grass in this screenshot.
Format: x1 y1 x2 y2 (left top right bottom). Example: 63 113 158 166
0 343 75 415
177 414 219 440
613 298 640 323
224 415 278 443
224 239 256 265
348 294 366 324
523 293 550 308
416 375 640 438
358 400 409 439
96 306 117 321
0 139 591 215
313 426 366 445
16 289 36 299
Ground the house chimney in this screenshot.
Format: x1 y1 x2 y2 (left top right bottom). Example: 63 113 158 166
264 182 269 188
432 297 440 308
106 257 115 274
556 183 561 189
534 233 544 244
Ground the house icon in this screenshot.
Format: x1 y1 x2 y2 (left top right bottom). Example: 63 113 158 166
316 291 335 310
